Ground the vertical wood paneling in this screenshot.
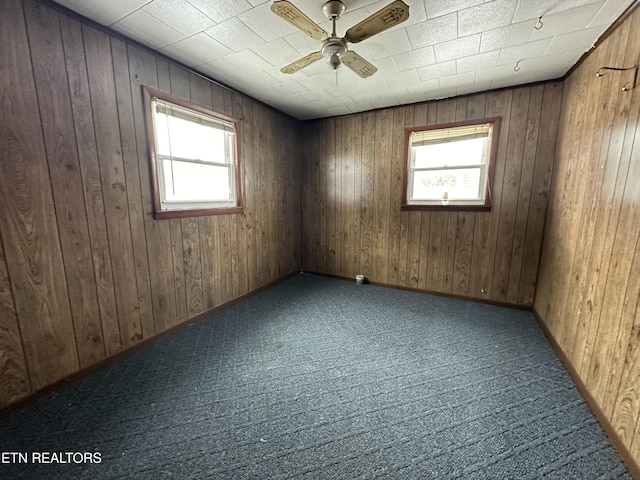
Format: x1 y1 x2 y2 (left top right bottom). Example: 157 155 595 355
535 6 640 470
232 92 250 293
165 64 192 321
289 118 302 275
209 84 226 303
450 99 474 296
265 109 278 284
452 212 475 296
482 91 513 298
547 32 623 356
127 45 178 334
182 216 205 317
631 319 640 462
575 27 631 379
0 0 79 390
275 113 287 278
326 118 337 275
584 25 637 407
302 84 560 306
340 117 353 277
264 106 276 284
301 125 311 269
373 109 392 283
25 2 105 367
243 97 258 291
505 86 542 304
426 216 447 291
254 104 267 287
398 107 415 288
492 88 529 301
607 227 640 424
0 0 301 409
412 103 431 291
223 90 241 296
60 15 121 355
603 13 640 423
189 73 217 309
110 38 155 339
84 25 143 347
173 75 205 317
334 118 344 277
518 83 562 306
300 124 311 270
559 48 612 361
359 112 375 277
0 232 31 406
609 235 640 449
386 108 405 285
315 120 327 274
259 109 273 282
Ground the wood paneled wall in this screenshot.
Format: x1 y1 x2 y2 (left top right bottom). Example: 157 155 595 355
0 0 301 409
301 83 563 307
535 6 640 467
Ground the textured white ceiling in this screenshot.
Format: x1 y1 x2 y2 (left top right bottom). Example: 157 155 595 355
54 0 635 120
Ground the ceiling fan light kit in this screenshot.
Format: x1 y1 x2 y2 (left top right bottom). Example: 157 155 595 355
270 0 410 78
321 37 347 70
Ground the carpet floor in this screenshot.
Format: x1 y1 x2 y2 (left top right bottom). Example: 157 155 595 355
0 274 632 479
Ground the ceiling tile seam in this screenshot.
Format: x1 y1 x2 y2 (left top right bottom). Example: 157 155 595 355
427 0 486 21
108 1 154 28
507 0 518 25
586 0 614 28
159 31 217 55
183 0 218 26
235 11 271 43
118 8 186 41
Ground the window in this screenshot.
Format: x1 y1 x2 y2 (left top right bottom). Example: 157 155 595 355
402 118 500 210
143 87 243 219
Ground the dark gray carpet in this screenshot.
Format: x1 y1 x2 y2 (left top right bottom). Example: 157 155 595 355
0 274 631 479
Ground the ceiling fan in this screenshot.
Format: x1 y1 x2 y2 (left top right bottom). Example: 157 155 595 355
270 0 410 78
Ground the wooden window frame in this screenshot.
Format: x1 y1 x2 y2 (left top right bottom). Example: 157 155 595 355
143 86 244 220
401 117 501 212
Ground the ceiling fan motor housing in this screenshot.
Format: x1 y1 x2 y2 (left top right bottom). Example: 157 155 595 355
321 37 348 70
321 37 348 58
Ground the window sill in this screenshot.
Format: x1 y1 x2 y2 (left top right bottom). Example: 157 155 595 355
153 206 244 220
401 204 491 212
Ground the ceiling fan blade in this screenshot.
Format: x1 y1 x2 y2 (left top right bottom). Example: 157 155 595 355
344 0 410 44
341 51 377 78
271 1 327 41
281 51 324 74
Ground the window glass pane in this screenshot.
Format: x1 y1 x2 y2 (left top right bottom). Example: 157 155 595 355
156 112 229 164
162 160 230 202
413 137 486 168
412 167 482 200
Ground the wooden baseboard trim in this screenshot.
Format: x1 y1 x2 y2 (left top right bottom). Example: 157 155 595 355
532 308 640 479
0 271 300 418
302 270 532 311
